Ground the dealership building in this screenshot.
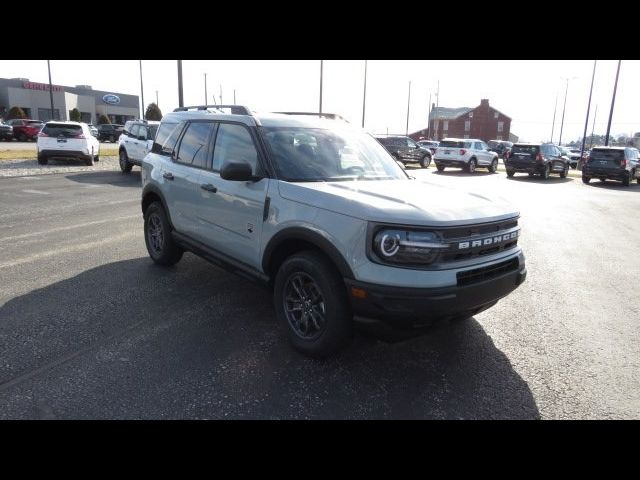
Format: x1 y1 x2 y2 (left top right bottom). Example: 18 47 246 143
0 77 140 124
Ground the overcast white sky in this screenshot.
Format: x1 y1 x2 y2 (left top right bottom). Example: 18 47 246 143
2 60 638 143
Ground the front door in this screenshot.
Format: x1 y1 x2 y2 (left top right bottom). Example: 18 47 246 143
196 122 268 269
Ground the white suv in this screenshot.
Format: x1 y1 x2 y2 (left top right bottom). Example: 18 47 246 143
118 120 160 173
37 121 100 166
434 138 499 173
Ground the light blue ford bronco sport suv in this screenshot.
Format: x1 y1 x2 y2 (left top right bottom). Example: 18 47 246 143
141 105 527 357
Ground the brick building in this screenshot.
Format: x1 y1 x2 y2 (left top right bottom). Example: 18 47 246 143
409 99 511 143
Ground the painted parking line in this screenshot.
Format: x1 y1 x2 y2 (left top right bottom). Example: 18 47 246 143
21 189 50 195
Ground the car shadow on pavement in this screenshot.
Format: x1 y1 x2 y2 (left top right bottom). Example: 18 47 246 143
66 170 141 188
506 175 573 184
433 170 496 177
583 180 640 191
0 256 539 420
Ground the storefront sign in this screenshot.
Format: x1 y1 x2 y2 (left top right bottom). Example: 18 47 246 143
22 81 63 92
102 94 121 105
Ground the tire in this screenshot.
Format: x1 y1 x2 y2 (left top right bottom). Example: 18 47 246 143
467 158 476 173
528 172 535 177
274 250 353 358
37 155 48 165
436 164 445 172
541 163 550 180
84 155 94 166
18 133 26 142
109 135 115 143
420 154 431 168
488 158 498 173
143 201 183 266
119 149 132 173
94 155 100 162
582 175 591 184
622 173 630 187
559 165 568 178
506 168 515 178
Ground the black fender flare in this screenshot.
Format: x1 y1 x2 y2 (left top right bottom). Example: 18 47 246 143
262 227 355 280
141 184 174 228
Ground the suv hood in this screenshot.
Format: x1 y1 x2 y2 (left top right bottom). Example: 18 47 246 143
278 178 518 226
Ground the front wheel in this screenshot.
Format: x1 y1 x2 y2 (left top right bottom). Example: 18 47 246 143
506 168 515 178
274 250 353 358
119 149 132 173
37 155 48 165
559 165 569 178
488 158 498 173
467 159 476 173
541 163 550 180
144 202 183 266
420 154 431 168
622 173 630 186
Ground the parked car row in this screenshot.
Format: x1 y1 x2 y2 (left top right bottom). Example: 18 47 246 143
1 118 44 141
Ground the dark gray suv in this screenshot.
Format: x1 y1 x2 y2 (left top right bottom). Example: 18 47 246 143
582 147 639 186
375 135 432 168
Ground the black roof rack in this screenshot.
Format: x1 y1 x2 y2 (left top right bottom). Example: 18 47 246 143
173 104 252 115
273 112 349 122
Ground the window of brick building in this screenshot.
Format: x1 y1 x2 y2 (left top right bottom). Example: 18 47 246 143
465 121 470 131
498 121 504 132
494 112 499 119
443 120 448 131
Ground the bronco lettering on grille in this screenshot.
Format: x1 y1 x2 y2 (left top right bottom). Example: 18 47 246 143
457 231 518 250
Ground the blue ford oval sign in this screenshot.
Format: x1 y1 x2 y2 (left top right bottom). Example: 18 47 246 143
103 94 120 105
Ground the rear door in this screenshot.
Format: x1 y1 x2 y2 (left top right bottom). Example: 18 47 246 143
405 137 421 162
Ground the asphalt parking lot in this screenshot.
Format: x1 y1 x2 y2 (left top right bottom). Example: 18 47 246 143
0 165 639 419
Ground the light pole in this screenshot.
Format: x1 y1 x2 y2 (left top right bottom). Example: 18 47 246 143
234 89 236 104
139 60 145 119
361 60 367 128
156 90 158 106
590 105 598 149
177 61 184 108
219 84 222 105
604 60 622 147
47 60 55 121
580 60 597 164
319 60 324 114
558 76 577 146
204 73 208 105
405 81 411 136
550 92 558 143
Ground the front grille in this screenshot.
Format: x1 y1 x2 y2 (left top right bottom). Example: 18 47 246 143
456 258 519 287
440 219 518 239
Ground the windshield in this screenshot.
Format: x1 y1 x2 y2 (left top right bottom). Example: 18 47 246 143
262 127 408 182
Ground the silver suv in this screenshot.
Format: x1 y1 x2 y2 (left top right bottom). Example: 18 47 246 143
118 120 160 173
434 138 499 173
141 105 527 357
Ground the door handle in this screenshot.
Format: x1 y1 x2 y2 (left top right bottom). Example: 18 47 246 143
200 183 217 193
163 172 174 180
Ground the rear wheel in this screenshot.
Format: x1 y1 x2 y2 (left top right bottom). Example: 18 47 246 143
541 163 550 180
119 149 132 173
467 159 476 173
84 154 94 166
420 154 431 168
622 173 630 186
506 168 515 178
274 250 353 358
18 133 26 142
436 164 445 172
559 164 569 178
37 155 48 165
144 201 183 266
582 175 591 184
489 158 498 173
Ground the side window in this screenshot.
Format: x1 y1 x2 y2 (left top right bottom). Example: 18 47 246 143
212 123 259 174
175 122 214 168
138 125 148 140
129 124 140 138
406 138 416 148
162 122 185 156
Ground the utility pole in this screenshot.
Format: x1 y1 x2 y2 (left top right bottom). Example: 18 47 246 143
204 73 208 106
604 60 622 147
550 92 558 143
177 61 184 108
139 60 145 119
558 79 570 146
361 60 367 128
590 105 598 149
219 85 222 105
155 90 158 106
427 92 432 139
580 60 597 163
434 80 439 140
234 89 236 104
319 60 324 114
405 81 411 136
47 60 55 121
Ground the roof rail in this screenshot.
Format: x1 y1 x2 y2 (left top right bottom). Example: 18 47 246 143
273 112 349 122
173 104 252 115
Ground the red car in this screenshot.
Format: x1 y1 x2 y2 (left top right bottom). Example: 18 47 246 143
6 119 44 141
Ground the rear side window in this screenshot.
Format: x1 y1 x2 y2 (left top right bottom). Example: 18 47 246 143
42 123 82 137
175 122 214 168
129 124 140 138
152 122 182 155
212 123 259 174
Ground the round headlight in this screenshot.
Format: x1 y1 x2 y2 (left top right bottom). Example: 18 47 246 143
379 233 400 257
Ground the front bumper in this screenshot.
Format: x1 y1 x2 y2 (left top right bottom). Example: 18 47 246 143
345 255 526 330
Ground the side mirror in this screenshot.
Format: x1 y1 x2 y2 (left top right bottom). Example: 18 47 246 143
220 161 255 181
